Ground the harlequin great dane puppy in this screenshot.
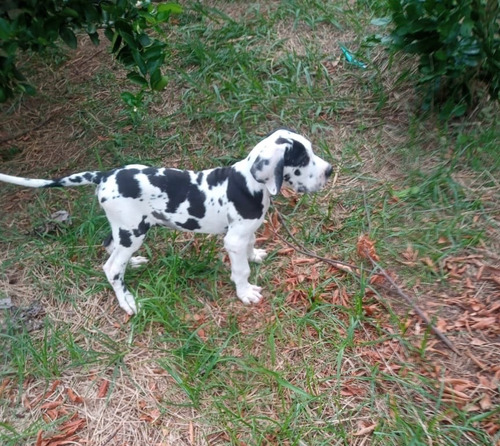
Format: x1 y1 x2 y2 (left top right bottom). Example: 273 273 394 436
0 129 332 315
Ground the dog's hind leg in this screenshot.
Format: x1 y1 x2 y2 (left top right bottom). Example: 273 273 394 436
246 233 267 263
102 234 149 269
102 231 146 315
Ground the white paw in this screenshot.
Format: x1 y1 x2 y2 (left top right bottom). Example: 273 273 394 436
236 284 263 305
129 256 149 268
118 292 138 315
249 248 267 263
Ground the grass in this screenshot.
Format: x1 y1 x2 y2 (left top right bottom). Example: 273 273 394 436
1 0 499 445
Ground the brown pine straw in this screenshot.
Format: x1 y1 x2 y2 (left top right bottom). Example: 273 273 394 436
271 208 459 354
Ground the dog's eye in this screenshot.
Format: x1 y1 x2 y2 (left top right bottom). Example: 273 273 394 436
294 169 301 176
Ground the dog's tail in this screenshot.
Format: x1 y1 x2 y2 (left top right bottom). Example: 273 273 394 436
0 170 107 188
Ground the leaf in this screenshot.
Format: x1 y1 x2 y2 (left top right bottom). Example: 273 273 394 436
35 430 43 446
153 75 169 91
88 32 100 46
479 394 492 410
0 17 11 40
127 71 148 87
371 17 391 27
66 388 84 404
357 234 380 261
354 423 377 436
97 379 110 398
120 91 138 107
470 317 496 330
40 399 63 410
59 26 77 49
156 3 183 22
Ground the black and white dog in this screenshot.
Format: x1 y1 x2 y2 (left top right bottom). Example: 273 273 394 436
0 129 332 314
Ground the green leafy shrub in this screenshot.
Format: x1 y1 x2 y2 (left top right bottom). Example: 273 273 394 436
0 0 182 102
386 0 499 117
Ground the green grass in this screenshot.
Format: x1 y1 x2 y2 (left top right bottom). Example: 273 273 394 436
1 1 499 445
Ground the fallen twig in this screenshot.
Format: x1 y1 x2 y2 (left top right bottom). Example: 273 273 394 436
274 210 359 274
272 207 459 354
362 251 459 354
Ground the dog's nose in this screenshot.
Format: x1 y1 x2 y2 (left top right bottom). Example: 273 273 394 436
325 165 333 178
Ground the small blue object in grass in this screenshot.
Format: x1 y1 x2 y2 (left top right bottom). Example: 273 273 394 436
340 45 367 69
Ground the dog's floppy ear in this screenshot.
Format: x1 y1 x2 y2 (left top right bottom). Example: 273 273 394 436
250 146 285 195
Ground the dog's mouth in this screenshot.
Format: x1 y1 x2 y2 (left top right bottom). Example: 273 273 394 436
296 181 327 194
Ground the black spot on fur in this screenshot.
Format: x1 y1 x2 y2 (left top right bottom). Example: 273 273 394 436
102 234 113 248
133 216 150 237
142 167 158 176
187 184 206 218
116 168 141 198
273 158 284 192
147 169 206 218
218 198 223 206
177 218 200 230
285 140 309 167
276 137 292 145
119 229 132 247
152 211 168 223
227 171 264 220
197 172 204 185
44 180 64 188
250 156 272 183
206 167 230 189
69 176 83 183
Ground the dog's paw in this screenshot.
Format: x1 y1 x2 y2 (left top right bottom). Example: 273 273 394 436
249 248 267 263
129 256 149 268
118 292 138 315
236 284 263 304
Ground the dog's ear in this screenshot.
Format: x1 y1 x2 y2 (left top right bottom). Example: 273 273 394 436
250 146 285 195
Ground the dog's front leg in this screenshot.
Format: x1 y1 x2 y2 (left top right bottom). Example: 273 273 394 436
224 231 263 304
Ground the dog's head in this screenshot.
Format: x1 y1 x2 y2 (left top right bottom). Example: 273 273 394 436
249 129 333 195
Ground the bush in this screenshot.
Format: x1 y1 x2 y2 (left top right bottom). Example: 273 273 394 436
0 0 182 102
386 0 499 117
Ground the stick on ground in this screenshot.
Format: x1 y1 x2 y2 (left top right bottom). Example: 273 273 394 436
272 208 459 354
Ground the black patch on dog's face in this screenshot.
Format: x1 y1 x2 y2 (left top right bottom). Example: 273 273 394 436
119 228 132 247
177 218 200 230
206 167 230 189
116 169 141 198
197 172 204 185
275 137 292 146
227 171 264 220
250 156 273 185
147 169 206 218
284 140 310 167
